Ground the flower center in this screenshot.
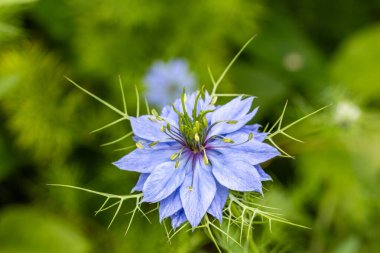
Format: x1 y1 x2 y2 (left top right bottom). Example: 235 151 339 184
178 113 208 153
163 90 212 153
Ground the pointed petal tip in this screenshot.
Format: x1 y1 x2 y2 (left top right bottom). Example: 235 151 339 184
263 176 273 182
131 185 143 193
112 160 123 170
188 216 203 228
212 158 263 192
159 190 182 222
142 161 187 203
207 183 228 224
170 210 188 230
180 160 216 229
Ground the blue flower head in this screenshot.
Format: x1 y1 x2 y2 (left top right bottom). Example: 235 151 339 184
144 59 196 107
114 91 280 229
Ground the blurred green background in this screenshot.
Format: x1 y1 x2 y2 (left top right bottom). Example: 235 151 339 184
1 0 380 252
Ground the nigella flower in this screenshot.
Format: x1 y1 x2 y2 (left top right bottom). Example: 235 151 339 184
144 59 196 107
114 92 280 229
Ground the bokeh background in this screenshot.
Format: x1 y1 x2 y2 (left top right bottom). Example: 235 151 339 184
1 0 380 252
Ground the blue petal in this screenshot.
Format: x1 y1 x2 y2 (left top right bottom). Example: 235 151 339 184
161 99 182 124
255 165 272 181
216 139 280 166
207 124 265 147
142 160 188 203
113 147 178 173
131 173 149 192
211 156 262 193
180 157 216 227
171 210 188 230
208 107 258 136
207 182 229 223
243 124 260 132
239 124 267 142
199 91 214 112
159 190 182 222
211 96 253 123
132 136 178 149
130 116 177 142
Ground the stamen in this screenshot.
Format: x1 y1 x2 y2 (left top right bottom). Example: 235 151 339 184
148 141 159 147
148 117 158 122
151 109 159 117
194 133 200 142
203 152 209 165
167 128 184 141
170 152 179 160
170 147 184 160
162 130 186 146
175 150 191 169
149 110 163 121
204 119 239 141
222 138 234 143
208 132 254 149
136 142 144 149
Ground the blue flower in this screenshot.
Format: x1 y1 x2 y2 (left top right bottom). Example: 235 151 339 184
144 59 196 107
114 92 280 229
